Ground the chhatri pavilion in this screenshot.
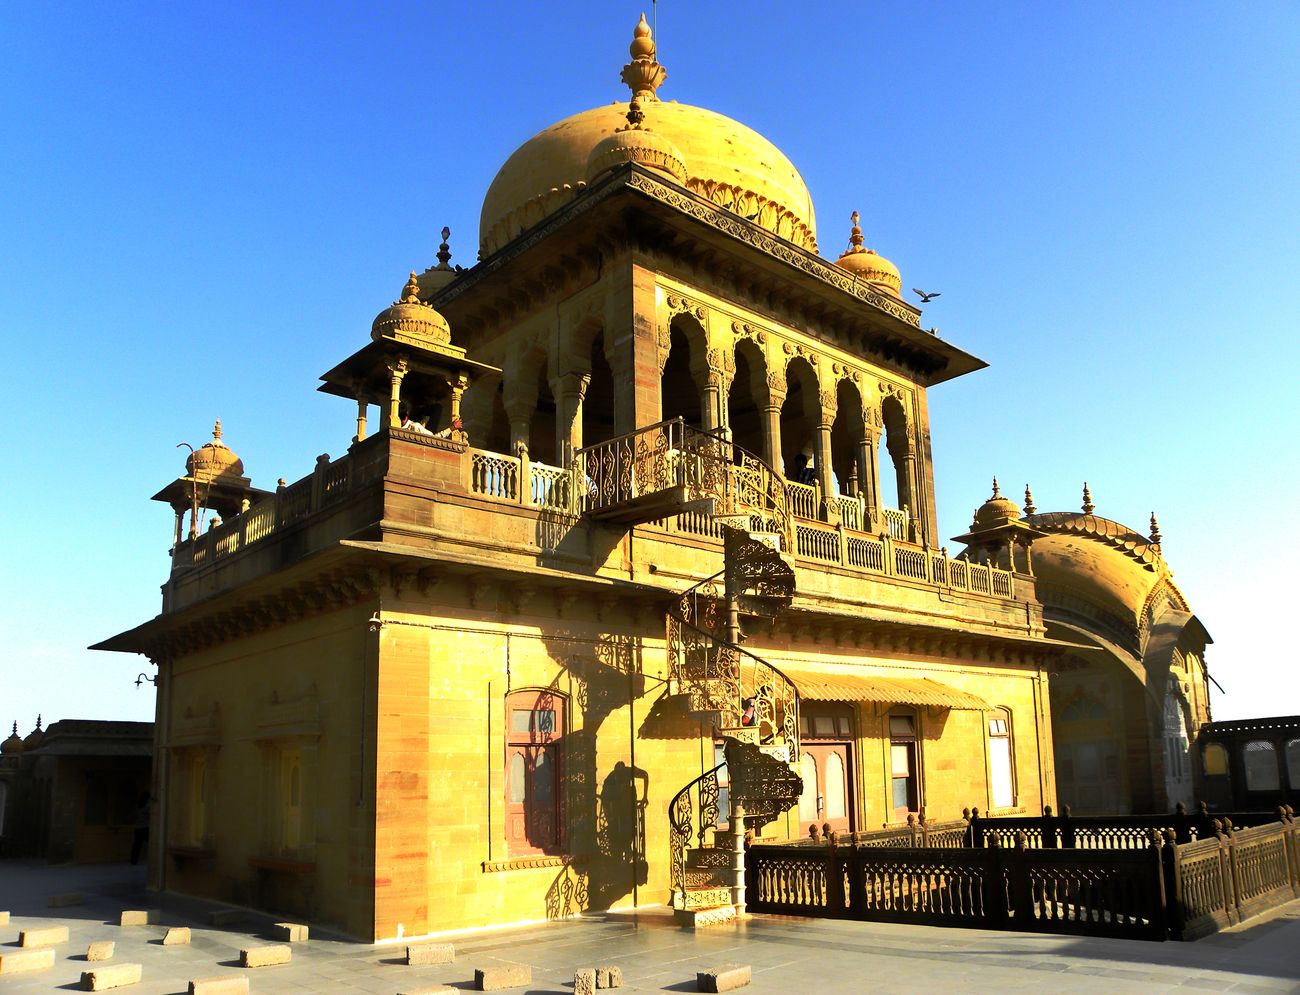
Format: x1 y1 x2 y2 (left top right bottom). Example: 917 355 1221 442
97 17 1212 939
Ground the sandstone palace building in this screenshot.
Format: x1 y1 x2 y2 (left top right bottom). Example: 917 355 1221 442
97 18 1213 940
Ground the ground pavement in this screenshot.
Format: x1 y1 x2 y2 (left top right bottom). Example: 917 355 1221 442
0 862 1297 994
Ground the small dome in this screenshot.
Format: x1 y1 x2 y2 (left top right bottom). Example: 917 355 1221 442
835 211 902 297
187 422 243 481
22 715 44 751
373 272 452 346
975 477 1021 525
585 101 688 185
2 722 23 755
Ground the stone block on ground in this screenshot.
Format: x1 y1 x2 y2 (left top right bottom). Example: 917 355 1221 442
475 962 532 990
395 987 458 995
0 910 9 925
575 967 597 995
597 965 623 988
407 942 455 965
81 962 143 990
271 921 308 942
87 941 116 961
49 892 83 907
188 975 250 995
697 964 751 992
20 924 69 946
208 909 245 926
0 948 56 975
119 910 155 926
239 944 291 968
163 926 191 945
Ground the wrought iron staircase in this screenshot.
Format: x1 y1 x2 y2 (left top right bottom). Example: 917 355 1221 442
577 420 805 926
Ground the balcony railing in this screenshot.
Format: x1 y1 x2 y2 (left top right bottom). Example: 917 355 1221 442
173 431 1018 604
782 480 908 540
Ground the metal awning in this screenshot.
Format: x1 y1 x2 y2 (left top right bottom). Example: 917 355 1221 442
777 664 991 710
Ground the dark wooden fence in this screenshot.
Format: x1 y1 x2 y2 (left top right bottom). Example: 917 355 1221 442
747 808 1299 942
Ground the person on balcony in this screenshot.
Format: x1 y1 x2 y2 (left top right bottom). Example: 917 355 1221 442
399 403 434 436
434 416 464 440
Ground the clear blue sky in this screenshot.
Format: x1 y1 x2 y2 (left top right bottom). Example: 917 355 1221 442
2 2 1297 730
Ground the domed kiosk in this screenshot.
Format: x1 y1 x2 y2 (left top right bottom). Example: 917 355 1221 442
1025 489 1212 814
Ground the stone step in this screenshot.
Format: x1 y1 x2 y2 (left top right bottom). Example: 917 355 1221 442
681 865 730 889
673 905 738 929
685 846 732 870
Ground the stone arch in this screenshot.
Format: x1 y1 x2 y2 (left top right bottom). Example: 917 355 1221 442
780 355 820 481
462 370 510 453
661 313 709 428
728 338 770 460
830 378 866 495
880 392 914 513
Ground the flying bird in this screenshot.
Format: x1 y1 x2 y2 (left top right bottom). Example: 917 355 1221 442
913 289 941 303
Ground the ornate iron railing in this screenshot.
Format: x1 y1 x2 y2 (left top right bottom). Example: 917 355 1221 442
668 762 724 902
577 418 789 539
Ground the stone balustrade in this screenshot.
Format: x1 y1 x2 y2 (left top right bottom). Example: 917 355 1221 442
172 432 1019 604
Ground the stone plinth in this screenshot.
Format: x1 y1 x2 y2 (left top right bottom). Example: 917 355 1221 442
272 922 308 942
0 948 56 975
87 941 116 961
407 942 455 965
188 975 250 995
81 962 143 990
239 944 291 968
163 927 191 945
20 924 69 946
697 964 751 992
475 962 531 990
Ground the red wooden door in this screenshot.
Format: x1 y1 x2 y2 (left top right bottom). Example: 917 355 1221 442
798 743 853 834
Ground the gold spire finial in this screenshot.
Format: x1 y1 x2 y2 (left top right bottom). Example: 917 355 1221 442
621 13 666 101
1150 512 1162 545
400 270 421 303
1024 484 1036 516
212 419 222 441
34 714 42 732
990 476 1000 499
10 721 16 736
436 228 452 270
1082 482 1094 515
847 211 865 253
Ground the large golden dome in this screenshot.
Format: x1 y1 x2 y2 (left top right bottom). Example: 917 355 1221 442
479 17 817 257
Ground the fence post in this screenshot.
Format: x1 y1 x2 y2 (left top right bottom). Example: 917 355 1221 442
1008 832 1032 928
1172 801 1191 845
1217 822 1239 925
1060 804 1076 849
846 840 864 915
827 834 846 916
1145 829 1170 940
906 812 918 847
986 834 1009 927
310 453 329 511
1161 828 1183 940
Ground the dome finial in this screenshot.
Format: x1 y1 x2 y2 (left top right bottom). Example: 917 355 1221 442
621 13 667 101
990 476 1000 499
847 211 865 253
1149 512 1162 545
436 228 452 270
1081 482 1095 515
212 419 222 441
1023 484 1036 516
10 721 15 736
400 271 421 303
34 714 42 732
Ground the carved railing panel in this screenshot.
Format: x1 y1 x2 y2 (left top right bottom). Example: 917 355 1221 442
668 763 723 902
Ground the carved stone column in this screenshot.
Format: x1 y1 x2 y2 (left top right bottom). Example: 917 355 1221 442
446 374 469 426
763 378 786 476
857 434 878 528
815 423 836 520
554 371 590 465
386 357 409 428
355 398 368 443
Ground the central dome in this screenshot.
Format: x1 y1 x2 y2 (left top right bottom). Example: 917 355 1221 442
479 17 817 257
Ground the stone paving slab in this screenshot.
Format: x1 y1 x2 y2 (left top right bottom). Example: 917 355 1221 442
0 862 1297 993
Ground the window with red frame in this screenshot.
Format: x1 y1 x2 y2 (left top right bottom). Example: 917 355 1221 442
505 690 565 854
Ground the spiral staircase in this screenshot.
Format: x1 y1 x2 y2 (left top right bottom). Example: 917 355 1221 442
578 419 804 926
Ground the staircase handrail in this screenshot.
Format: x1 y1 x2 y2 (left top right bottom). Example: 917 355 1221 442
668 761 726 900
575 418 790 540
667 608 801 761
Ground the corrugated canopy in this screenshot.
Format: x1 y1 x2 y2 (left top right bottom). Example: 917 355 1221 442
776 664 991 710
